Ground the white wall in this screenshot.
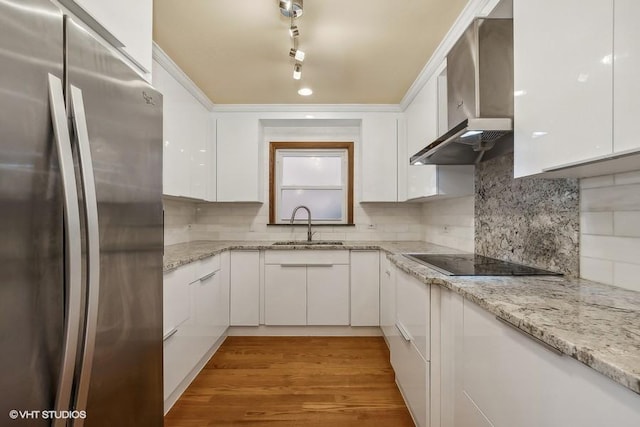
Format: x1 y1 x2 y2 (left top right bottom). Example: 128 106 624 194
189 124 423 241
580 171 640 292
163 197 196 245
421 196 475 252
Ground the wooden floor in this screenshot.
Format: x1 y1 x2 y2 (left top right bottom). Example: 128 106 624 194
164 336 414 427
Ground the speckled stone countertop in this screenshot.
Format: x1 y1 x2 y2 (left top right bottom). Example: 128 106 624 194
164 240 640 395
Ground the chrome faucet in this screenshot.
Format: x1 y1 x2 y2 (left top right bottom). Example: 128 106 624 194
290 205 313 242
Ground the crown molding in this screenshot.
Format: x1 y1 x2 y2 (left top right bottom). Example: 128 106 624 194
152 43 215 111
211 104 402 113
398 0 498 111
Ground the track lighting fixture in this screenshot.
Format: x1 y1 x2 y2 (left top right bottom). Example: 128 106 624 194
279 0 303 18
293 64 302 80
279 0 311 93
289 48 305 62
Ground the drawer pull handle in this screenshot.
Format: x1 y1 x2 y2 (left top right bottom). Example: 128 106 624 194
163 328 178 341
395 322 413 342
199 271 217 281
495 316 564 356
280 263 333 268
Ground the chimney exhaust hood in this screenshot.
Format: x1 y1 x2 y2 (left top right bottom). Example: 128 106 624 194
411 18 514 165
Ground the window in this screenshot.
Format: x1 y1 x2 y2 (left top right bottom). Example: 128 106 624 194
269 142 354 224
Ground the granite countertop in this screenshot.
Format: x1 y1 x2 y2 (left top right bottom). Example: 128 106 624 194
164 240 640 395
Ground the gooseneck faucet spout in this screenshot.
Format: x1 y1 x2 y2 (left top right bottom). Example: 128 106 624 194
290 205 313 242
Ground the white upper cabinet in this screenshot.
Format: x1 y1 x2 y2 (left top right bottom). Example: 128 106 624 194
360 115 399 202
613 0 640 154
216 117 263 202
153 60 211 200
513 0 615 177
403 61 470 200
62 0 153 73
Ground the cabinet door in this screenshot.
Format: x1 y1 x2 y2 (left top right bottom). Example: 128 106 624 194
379 254 396 340
462 300 640 427
350 251 380 326
361 116 398 202
264 265 307 325
163 265 192 336
614 0 640 154
216 117 262 202
396 268 430 361
513 0 614 177
230 251 260 326
64 0 153 73
307 265 350 325
392 337 429 427
214 251 230 337
153 60 210 199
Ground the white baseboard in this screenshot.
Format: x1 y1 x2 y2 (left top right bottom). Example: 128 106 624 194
228 325 383 337
163 331 228 415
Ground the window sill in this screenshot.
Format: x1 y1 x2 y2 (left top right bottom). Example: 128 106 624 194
267 223 355 227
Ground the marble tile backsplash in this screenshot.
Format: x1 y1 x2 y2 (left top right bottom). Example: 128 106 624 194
475 152 580 276
580 170 640 292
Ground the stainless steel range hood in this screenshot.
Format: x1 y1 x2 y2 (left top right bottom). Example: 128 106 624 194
411 18 514 165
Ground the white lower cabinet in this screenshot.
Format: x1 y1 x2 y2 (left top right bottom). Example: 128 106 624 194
163 253 230 409
379 253 396 340
162 264 193 337
263 250 350 326
460 300 640 427
392 334 429 427
350 250 380 326
391 268 431 427
230 250 260 326
264 265 307 325
307 265 350 325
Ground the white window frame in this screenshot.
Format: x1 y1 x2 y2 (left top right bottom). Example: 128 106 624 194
274 149 349 224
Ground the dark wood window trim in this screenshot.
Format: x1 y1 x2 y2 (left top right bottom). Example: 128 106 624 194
269 141 354 224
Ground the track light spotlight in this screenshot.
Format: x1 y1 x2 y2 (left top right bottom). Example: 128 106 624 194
293 63 302 80
289 48 305 62
279 0 303 18
289 25 299 38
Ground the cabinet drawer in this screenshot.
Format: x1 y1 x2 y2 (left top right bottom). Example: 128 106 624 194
193 254 221 282
264 250 349 265
163 264 193 336
391 332 429 427
396 268 430 361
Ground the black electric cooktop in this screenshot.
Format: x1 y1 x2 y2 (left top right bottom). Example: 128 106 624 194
403 253 562 276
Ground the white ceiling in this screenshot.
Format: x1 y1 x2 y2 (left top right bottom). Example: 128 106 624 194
153 0 469 104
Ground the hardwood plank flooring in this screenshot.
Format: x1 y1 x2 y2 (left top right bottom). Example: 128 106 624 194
164 336 414 427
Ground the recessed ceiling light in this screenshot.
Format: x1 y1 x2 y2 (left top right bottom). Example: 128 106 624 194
298 88 313 96
293 64 302 80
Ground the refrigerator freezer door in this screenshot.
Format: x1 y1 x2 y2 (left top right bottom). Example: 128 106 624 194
65 18 164 426
0 1 65 424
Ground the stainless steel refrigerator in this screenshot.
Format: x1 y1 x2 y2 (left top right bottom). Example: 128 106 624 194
0 0 163 425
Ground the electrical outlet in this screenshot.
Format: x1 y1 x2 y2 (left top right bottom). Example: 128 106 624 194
442 225 450 234
367 224 377 230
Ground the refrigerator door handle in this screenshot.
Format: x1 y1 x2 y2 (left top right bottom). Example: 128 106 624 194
48 74 83 426
69 85 101 424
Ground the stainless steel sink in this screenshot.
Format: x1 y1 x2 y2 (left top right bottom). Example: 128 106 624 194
272 241 344 246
